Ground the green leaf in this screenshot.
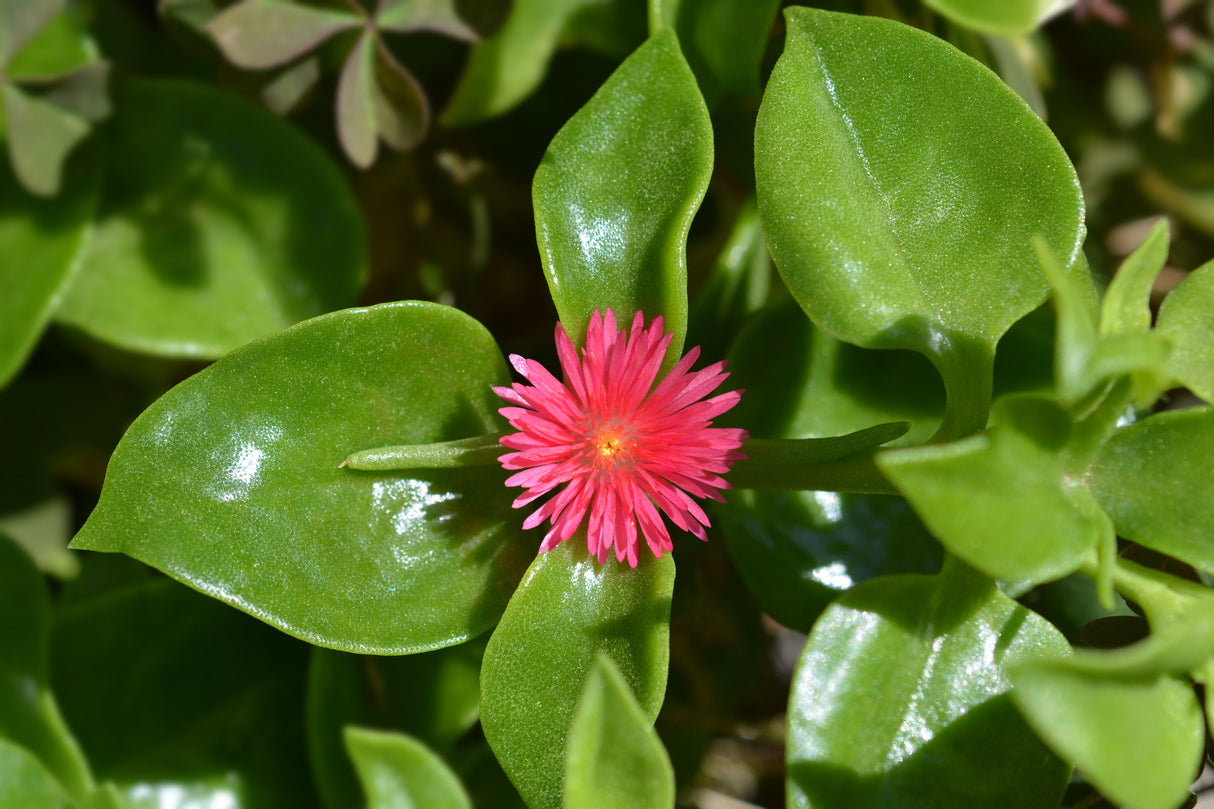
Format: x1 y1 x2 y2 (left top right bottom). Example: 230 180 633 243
70 301 533 654
532 28 712 360
370 36 427 152
480 542 674 809
649 0 780 97
879 396 1104 586
787 561 1071 809
0 0 65 71
0 534 92 802
0 738 74 809
564 653 675 809
924 0 1074 36
3 84 91 197
1010 662 1202 809
715 489 941 633
308 644 483 809
755 8 1084 438
441 0 587 125
344 727 472 809
1090 407 1214 575
54 78 366 359
376 0 508 39
1158 258 1214 403
337 31 379 169
50 560 315 807
0 116 98 387
4 5 93 79
206 1 359 70
1100 218 1168 336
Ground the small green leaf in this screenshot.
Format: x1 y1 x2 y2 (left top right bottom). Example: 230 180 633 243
442 0 584 125
787 561 1071 809
206 0 359 70
532 28 711 360
879 396 1103 586
564 653 675 809
1158 258 1214 403
480 542 674 809
308 644 484 809
344 727 472 809
0 116 98 387
924 0 1074 36
0 738 74 809
1100 218 1168 336
756 8 1085 438
54 78 366 358
1010 662 1202 809
338 31 379 169
1090 407 1214 575
0 534 92 802
70 302 532 653
3 83 90 197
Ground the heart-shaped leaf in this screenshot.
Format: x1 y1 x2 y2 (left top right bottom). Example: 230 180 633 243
564 653 675 809
787 561 1071 809
344 727 472 809
53 79 367 358
1090 407 1214 575
1010 661 1202 809
206 1 360 70
70 301 533 654
0 534 92 802
532 28 712 359
480 542 674 809
755 7 1085 437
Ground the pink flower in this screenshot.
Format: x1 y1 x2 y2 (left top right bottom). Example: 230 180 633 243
493 309 749 567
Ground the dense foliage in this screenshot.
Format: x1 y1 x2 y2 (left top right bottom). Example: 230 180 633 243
4 1 1214 808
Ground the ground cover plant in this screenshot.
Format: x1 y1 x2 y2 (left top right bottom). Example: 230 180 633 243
4 1 1214 808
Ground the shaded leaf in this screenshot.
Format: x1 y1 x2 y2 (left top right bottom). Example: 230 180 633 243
371 36 427 151
755 8 1085 438
0 0 65 70
3 84 91 197
70 301 532 654
4 4 93 80
532 28 711 361
376 0 509 39
650 0 781 97
1158 258 1214 403
344 727 471 809
564 653 675 809
54 78 366 358
787 561 1071 809
337 30 378 168
480 542 674 809
206 1 359 70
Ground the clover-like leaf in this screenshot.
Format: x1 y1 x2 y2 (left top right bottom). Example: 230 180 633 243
564 653 675 809
787 561 1071 809
480 542 674 809
0 0 64 70
755 7 1085 438
206 1 360 70
54 79 366 358
532 28 712 360
70 301 533 654
344 727 472 809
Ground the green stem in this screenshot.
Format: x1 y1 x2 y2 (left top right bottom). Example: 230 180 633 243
1065 377 1133 471
929 339 995 444
340 434 504 470
730 427 906 495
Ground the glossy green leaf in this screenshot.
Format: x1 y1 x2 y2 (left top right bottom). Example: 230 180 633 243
879 396 1103 586
480 542 674 809
344 727 471 809
50 559 315 808
0 534 92 801
1010 662 1202 809
715 489 941 633
54 78 366 359
206 1 359 70
649 0 780 96
442 0 587 125
308 643 483 809
3 83 90 197
755 8 1084 438
787 561 1071 809
0 738 74 809
0 116 97 387
532 28 711 360
70 301 533 653
924 0 1074 36
1090 408 1214 575
1158 258 1214 403
564 653 674 809
0 0 65 70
